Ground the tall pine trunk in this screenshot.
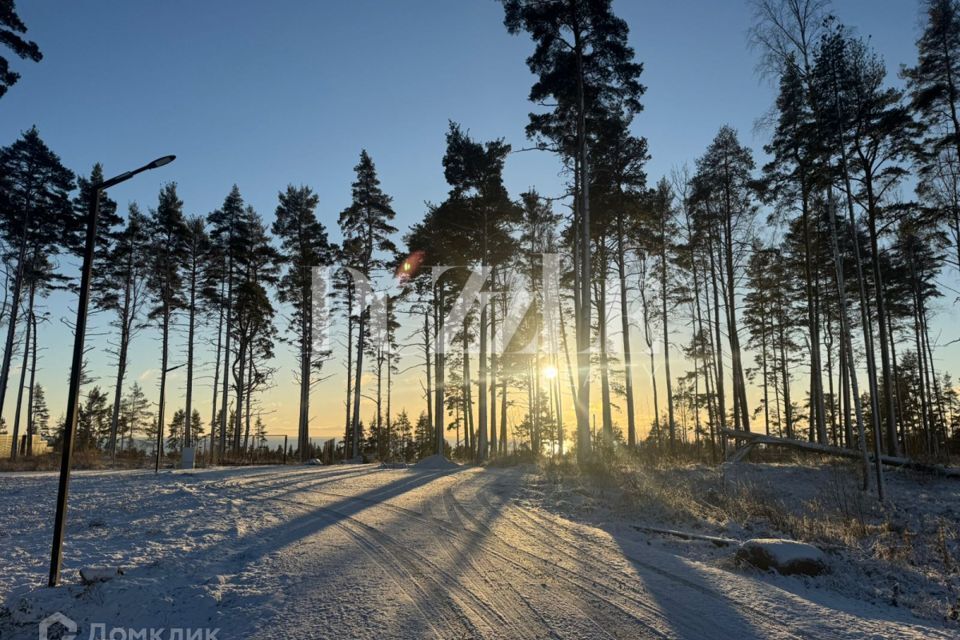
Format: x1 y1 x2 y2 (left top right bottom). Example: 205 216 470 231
351 307 365 459
478 302 488 461
422 306 432 435
660 237 676 448
234 340 247 453
616 216 637 447
598 274 613 441
640 279 660 442
109 260 135 457
344 296 354 460
433 287 445 455
219 256 234 459
155 308 170 472
865 189 899 456
574 31 592 464
243 354 252 454
827 195 875 494
25 309 37 456
462 318 472 456
0 206 30 433
184 261 197 449
209 280 224 463
708 242 727 440
375 349 384 459
721 201 749 434
10 281 35 459
799 189 828 444
489 298 497 456
298 277 311 461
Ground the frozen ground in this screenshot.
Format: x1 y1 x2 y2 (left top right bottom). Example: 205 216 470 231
533 460 960 625
0 463 953 639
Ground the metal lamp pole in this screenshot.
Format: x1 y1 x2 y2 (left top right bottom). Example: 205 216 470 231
48 155 176 588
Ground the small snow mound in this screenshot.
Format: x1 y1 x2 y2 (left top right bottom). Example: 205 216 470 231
413 455 459 470
736 538 828 576
80 567 123 585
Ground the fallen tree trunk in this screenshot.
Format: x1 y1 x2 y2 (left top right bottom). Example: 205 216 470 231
721 429 960 479
631 524 736 547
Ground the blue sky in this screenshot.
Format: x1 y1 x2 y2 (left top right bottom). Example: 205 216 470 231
1 0 952 441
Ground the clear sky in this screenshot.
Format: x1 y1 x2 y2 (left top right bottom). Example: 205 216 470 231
1 0 956 445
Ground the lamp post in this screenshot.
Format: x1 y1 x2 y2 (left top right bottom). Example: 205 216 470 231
48 155 175 587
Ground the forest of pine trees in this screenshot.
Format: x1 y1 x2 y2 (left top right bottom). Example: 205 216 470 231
1 0 960 470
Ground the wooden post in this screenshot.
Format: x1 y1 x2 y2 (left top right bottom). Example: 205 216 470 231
283 435 288 465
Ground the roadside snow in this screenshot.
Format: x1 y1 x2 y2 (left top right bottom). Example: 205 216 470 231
534 460 960 627
0 463 953 639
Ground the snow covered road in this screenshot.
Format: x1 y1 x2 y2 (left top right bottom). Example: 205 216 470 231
0 464 950 639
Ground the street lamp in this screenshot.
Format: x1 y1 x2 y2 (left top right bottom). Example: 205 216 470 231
48 155 176 588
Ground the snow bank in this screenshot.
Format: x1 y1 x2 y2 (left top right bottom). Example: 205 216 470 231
736 538 828 576
412 454 459 470
79 567 123 585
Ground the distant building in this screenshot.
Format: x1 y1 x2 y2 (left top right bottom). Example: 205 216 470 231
0 434 51 457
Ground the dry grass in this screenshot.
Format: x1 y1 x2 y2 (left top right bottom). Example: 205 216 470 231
537 453 960 622
545 452 899 547
0 450 149 472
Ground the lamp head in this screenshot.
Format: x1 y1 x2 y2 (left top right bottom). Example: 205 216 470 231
147 155 176 170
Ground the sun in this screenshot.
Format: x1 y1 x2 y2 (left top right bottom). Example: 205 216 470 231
543 365 558 380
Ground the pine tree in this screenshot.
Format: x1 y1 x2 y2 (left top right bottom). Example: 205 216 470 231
147 183 188 469
907 0 960 291
339 151 397 459
253 414 266 451
272 185 335 461
0 128 73 457
181 216 215 450
0 1 41 98
502 0 645 464
119 382 151 451
907 0 960 164
29 383 48 438
207 185 246 459
230 206 277 452
413 411 433 460
394 410 413 461
650 179 679 449
813 26 916 455
440 122 519 460
691 127 757 439
96 200 148 456
166 409 185 453
762 54 832 444
590 114 648 447
77 386 110 451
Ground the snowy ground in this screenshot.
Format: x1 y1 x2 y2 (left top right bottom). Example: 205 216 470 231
0 463 953 639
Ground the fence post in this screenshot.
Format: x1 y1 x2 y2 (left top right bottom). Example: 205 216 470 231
283 435 288 465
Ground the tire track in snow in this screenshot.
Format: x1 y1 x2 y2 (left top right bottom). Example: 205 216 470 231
444 486 677 639
238 474 525 639
307 480 668 639
214 465 377 493
437 489 558 639
251 471 595 639
262 493 499 638
469 472 913 640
